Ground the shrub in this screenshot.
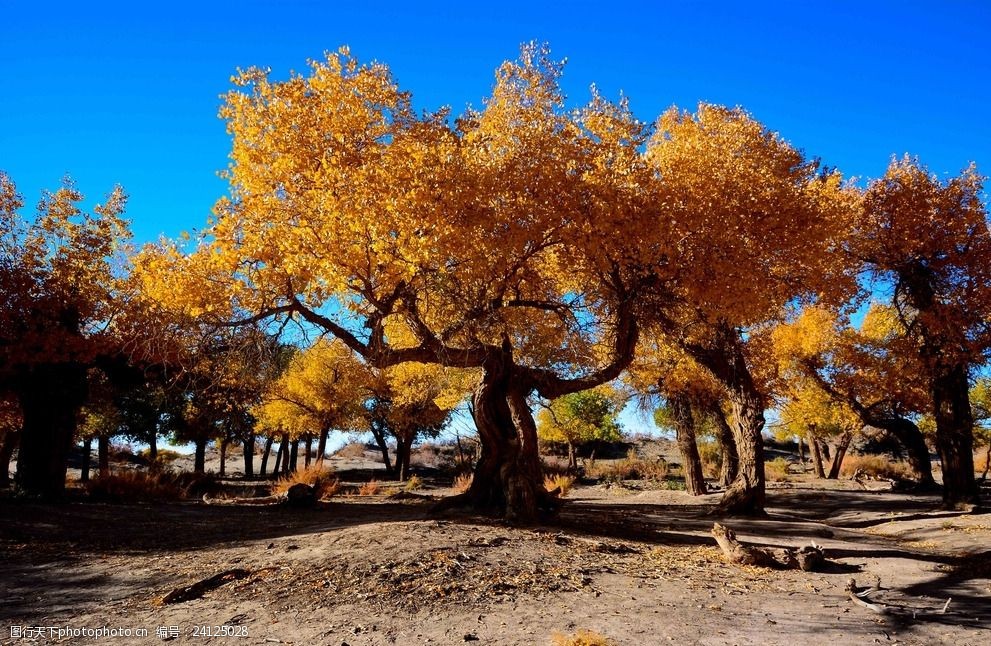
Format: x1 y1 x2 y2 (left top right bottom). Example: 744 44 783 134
86 469 182 502
453 473 473 493
271 464 340 499
403 474 424 492
589 449 670 484
839 454 913 480
551 630 616 646
765 457 791 482
334 442 369 459
544 474 574 496
358 479 381 496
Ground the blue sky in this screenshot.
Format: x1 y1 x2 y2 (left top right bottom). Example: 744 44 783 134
2 1 989 244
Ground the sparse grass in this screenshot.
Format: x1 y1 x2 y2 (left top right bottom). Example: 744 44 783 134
86 469 183 502
403 474 424 492
271 463 340 499
358 479 382 496
588 448 669 484
551 629 617 646
765 457 791 482
839 454 913 480
453 473 473 493
544 473 574 496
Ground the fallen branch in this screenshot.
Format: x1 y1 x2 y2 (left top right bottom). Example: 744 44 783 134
161 569 251 604
845 578 953 618
711 523 825 571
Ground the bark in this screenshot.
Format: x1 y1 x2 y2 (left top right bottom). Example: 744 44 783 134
288 438 299 473
98 434 110 477
930 362 979 506
14 362 88 498
316 428 329 465
394 432 413 481
148 435 158 463
242 434 255 478
272 438 285 476
566 441 577 472
669 394 707 495
797 436 805 465
194 437 207 474
827 431 852 479
260 436 274 476
809 432 825 478
709 402 738 487
0 430 21 486
712 523 825 571
80 438 92 482
370 422 394 475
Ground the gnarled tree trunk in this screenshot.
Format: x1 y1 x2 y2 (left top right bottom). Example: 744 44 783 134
930 363 978 506
670 394 707 495
808 431 825 478
14 362 88 498
827 431 852 479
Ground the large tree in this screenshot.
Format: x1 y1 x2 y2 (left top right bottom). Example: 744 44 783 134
853 158 990 506
138 46 644 520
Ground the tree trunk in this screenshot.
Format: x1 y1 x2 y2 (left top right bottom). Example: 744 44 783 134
370 422 394 475
0 429 21 487
303 434 313 468
566 441 577 472
395 433 413 481
866 416 936 487
709 402 738 487
670 394 707 495
809 432 825 478
80 437 92 482
98 434 110 477
930 363 978 506
219 439 228 477
288 438 299 473
272 438 285 477
194 437 207 474
797 436 805 465
148 434 158 463
260 436 273 476
980 445 990 482
316 428 330 465
242 434 255 478
819 440 831 462
14 363 87 498
827 431 852 479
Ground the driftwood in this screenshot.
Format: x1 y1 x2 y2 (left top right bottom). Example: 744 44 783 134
845 578 953 618
161 569 251 604
711 523 825 571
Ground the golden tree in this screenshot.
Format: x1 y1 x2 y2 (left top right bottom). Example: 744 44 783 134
535 384 625 472
853 157 990 505
139 45 643 520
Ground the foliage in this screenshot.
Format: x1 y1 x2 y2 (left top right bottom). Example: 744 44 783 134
536 385 624 448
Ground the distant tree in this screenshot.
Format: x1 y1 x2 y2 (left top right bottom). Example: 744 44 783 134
537 385 624 472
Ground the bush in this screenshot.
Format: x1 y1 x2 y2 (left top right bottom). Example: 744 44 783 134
765 457 791 482
86 469 182 502
334 442 369 459
839 454 913 480
271 464 339 499
551 630 616 646
544 474 574 496
358 479 381 496
403 474 424 492
453 473 473 493
589 448 669 484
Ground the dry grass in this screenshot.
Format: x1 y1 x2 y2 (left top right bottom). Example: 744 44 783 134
86 469 183 502
839 454 913 480
765 457 791 482
334 442 369 459
358 479 382 496
588 449 670 484
271 464 340 499
453 473 473 493
544 473 575 497
551 629 617 646
975 448 990 475
403 475 424 492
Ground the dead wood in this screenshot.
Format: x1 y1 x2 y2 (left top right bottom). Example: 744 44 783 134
845 578 953 618
161 569 252 604
711 523 825 571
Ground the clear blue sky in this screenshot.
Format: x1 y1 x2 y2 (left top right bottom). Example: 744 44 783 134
2 1 988 243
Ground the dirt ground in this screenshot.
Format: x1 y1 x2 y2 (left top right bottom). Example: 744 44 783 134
1 472 989 646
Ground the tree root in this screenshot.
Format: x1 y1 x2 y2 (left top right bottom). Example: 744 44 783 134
711 523 825 571
161 569 251 604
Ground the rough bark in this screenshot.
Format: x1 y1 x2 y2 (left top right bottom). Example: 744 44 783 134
14 362 88 498
809 431 825 478
930 362 979 506
260 436 274 476
242 435 255 478
288 439 299 473
670 394 707 495
316 428 329 465
712 523 825 571
0 429 21 486
827 431 852 479
708 401 738 487
194 437 207 474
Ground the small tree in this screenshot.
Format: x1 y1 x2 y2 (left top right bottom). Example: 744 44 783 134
537 385 624 471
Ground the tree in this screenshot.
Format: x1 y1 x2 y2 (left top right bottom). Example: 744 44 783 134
138 45 642 520
852 158 990 505
536 385 624 471
628 106 858 514
0 173 131 497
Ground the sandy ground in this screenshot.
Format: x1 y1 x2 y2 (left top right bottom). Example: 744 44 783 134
1 471 989 646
